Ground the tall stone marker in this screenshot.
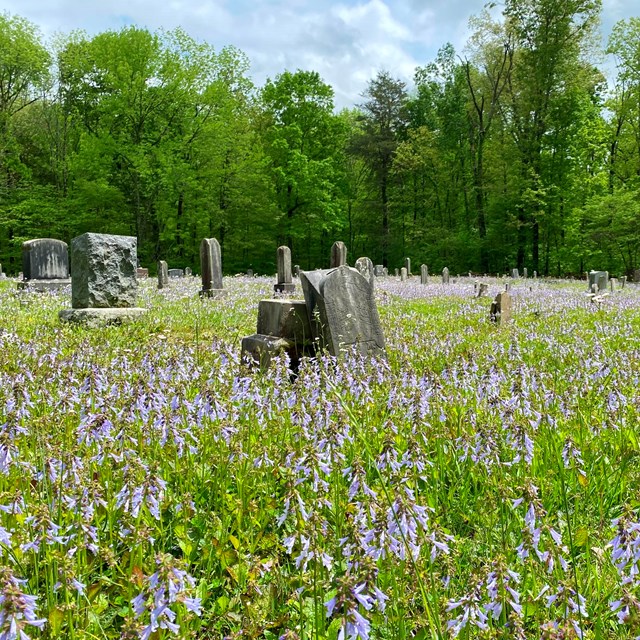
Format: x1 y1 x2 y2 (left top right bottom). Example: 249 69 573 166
421 264 428 285
330 241 347 268
275 246 295 293
374 264 384 277
442 267 450 284
400 267 407 282
19 238 71 291
300 266 385 358
355 257 375 289
200 238 225 298
511 268 519 279
157 261 169 289
490 291 512 324
404 257 411 276
59 233 146 325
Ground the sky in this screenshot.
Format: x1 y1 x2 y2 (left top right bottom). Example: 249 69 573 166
2 0 639 109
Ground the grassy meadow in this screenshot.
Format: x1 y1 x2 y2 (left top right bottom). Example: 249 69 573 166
1 274 640 639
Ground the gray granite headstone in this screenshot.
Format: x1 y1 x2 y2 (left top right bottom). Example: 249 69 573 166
69 233 137 308
634 269 640 283
200 238 224 297
331 241 347 268
404 257 411 276
533 271 537 278
383 267 388 277
185 267 192 276
374 264 384 277
523 267 528 278
355 257 375 289
136 267 149 278
157 261 169 289
293 264 300 278
588 270 608 292
490 291 512 324
621 276 627 289
421 264 428 285
275 246 295 293
22 238 69 280
168 268 184 278
300 266 385 358
400 267 407 282
511 268 519 279
477 283 489 297
442 267 449 284
394 268 399 277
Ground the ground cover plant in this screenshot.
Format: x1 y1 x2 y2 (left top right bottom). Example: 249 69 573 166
1 275 640 639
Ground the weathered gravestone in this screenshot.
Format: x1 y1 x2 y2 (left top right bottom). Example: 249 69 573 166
621 276 627 289
634 269 640 283
404 257 411 276
477 283 489 297
200 238 225 298
185 267 192 276
293 265 300 278
157 261 169 289
331 241 347 268
275 246 295 294
442 267 450 284
246 268 253 278
523 268 528 278
59 233 146 325
383 267 389 277
400 267 407 282
610 278 617 292
136 268 149 278
0 263 5 279
300 266 385 358
355 257 375 289
168 268 184 278
394 268 399 277
588 270 608 292
511 268 519 279
19 238 71 291
490 291 512 325
241 299 313 371
374 264 384 277
533 271 537 279
421 264 428 285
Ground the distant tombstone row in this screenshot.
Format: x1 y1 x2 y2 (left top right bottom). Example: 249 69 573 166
18 238 71 291
59 233 146 325
242 263 385 371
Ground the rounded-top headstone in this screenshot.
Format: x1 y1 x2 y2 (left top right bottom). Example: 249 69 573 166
22 238 69 280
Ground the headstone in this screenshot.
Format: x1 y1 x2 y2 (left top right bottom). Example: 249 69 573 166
490 291 512 324
394 268 399 277
19 238 71 290
620 276 627 289
505 282 511 292
420 264 428 285
293 265 300 278
275 246 295 293
200 238 225 298
383 267 388 277
136 267 149 278
511 268 519 279
330 241 347 268
185 267 192 276
157 261 169 289
400 267 407 282
591 283 598 295
300 266 385 358
588 270 608 292
477 283 489 297
610 278 616 292
59 233 146 325
168 268 184 278
374 264 384 277
246 268 253 277
634 269 640 283
442 267 449 284
523 268 528 278
355 257 375 289
404 257 411 276
533 271 537 279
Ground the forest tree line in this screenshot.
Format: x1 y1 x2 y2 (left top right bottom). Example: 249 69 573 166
1 0 640 276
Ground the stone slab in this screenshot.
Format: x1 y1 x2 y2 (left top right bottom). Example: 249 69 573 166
256 299 312 343
18 279 71 291
59 307 147 327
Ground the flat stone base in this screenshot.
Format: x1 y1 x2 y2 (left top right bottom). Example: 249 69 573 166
274 283 296 294
59 307 147 327
199 288 227 299
18 279 71 291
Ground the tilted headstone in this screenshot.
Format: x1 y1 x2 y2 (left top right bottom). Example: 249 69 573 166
477 283 489 297
523 267 528 278
404 257 411 276
200 238 224 297
330 241 347 268
59 233 146 325
610 278 616 292
421 264 428 285
300 266 385 358
511 268 519 279
374 264 384 277
168 268 184 278
490 291 512 324
620 276 627 289
442 267 450 284
400 267 407 282
275 246 295 293
355 257 375 289
157 261 169 289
